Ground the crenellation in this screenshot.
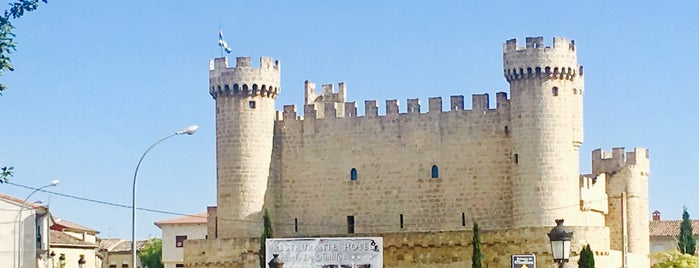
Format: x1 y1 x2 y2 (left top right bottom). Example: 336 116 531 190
236 56 251 67
344 102 357 118
304 104 316 120
471 93 489 112
282 105 296 121
450 95 464 111
496 92 508 109
428 97 442 113
591 147 650 176
365 100 378 117
525 36 544 49
386 99 399 115
324 104 337 118
407 98 420 114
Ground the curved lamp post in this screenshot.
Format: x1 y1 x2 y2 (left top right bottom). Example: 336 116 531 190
548 219 574 268
16 179 59 268
131 125 198 268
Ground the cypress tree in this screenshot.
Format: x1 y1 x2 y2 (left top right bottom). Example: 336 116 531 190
472 221 483 268
678 207 696 255
577 244 595 268
259 208 273 268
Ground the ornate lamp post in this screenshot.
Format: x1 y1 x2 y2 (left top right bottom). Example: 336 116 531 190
547 219 573 268
131 125 198 268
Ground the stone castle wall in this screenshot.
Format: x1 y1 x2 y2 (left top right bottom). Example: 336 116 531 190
272 94 515 236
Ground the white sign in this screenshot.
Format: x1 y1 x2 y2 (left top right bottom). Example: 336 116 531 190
266 237 383 268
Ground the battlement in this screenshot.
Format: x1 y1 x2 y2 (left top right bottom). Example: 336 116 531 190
503 37 580 82
209 56 281 99
279 92 510 121
304 80 346 105
591 147 650 176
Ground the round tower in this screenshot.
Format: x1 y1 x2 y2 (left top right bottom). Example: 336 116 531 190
504 37 584 227
209 56 280 238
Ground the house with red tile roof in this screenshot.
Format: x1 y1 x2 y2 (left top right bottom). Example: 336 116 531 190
649 210 699 253
0 192 52 268
155 212 207 268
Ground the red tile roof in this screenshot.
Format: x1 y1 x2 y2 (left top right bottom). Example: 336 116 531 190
52 218 99 234
0 192 46 210
154 212 207 228
649 220 699 237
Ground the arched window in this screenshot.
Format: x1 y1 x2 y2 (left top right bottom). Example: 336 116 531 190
552 87 559 96
350 168 358 181
431 165 439 179
233 84 239 94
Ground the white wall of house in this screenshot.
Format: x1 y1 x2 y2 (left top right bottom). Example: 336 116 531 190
51 246 99 268
161 223 206 268
0 197 50 268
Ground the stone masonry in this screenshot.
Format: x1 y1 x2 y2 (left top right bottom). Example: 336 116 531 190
189 37 651 268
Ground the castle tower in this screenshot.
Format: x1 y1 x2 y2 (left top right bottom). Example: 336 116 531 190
209 56 280 238
504 37 585 227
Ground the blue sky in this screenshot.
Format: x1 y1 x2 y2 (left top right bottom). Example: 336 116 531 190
0 1 696 239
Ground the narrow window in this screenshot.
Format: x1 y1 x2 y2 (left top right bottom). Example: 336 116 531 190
176 265 185 268
514 154 519 164
400 214 404 229
431 165 439 178
347 215 355 234
175 235 187 248
552 87 559 96
350 168 358 181
294 218 298 232
461 213 466 227
504 126 509 136
249 101 256 109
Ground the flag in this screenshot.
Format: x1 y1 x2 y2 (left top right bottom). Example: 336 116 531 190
218 30 232 54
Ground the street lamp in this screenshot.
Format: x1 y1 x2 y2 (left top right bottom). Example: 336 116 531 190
131 125 198 268
16 179 60 268
547 219 573 268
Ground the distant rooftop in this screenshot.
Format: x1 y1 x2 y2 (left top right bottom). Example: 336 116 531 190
52 218 99 234
649 220 699 237
50 230 98 248
155 212 207 228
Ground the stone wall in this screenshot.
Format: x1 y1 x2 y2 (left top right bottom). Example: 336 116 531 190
185 227 626 268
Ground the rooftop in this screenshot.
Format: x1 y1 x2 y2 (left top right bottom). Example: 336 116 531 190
52 218 99 234
50 230 98 248
154 212 207 228
649 219 699 237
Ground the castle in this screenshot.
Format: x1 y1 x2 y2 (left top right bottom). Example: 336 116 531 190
184 37 650 267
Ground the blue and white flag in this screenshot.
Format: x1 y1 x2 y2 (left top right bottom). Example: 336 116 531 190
218 30 232 54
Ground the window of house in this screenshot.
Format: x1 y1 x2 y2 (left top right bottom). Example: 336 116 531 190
176 235 187 248
350 168 358 181
347 215 355 234
431 165 439 178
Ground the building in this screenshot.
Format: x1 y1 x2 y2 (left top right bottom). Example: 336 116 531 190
49 218 100 268
0 192 52 268
649 210 699 253
154 212 207 268
97 239 146 268
185 36 651 267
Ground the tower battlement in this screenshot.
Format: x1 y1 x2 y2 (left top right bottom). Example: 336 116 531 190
209 56 281 99
279 92 510 121
503 36 581 82
591 147 650 176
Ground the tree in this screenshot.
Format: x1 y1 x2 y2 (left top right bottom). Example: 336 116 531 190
578 244 595 268
0 0 48 184
471 221 483 268
139 238 163 268
651 250 699 268
679 207 697 256
259 208 273 268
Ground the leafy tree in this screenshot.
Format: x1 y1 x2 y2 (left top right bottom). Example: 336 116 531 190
679 207 697 256
651 250 699 268
259 208 273 268
578 244 595 268
1 0 48 183
471 221 483 268
1 0 47 94
139 238 163 268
